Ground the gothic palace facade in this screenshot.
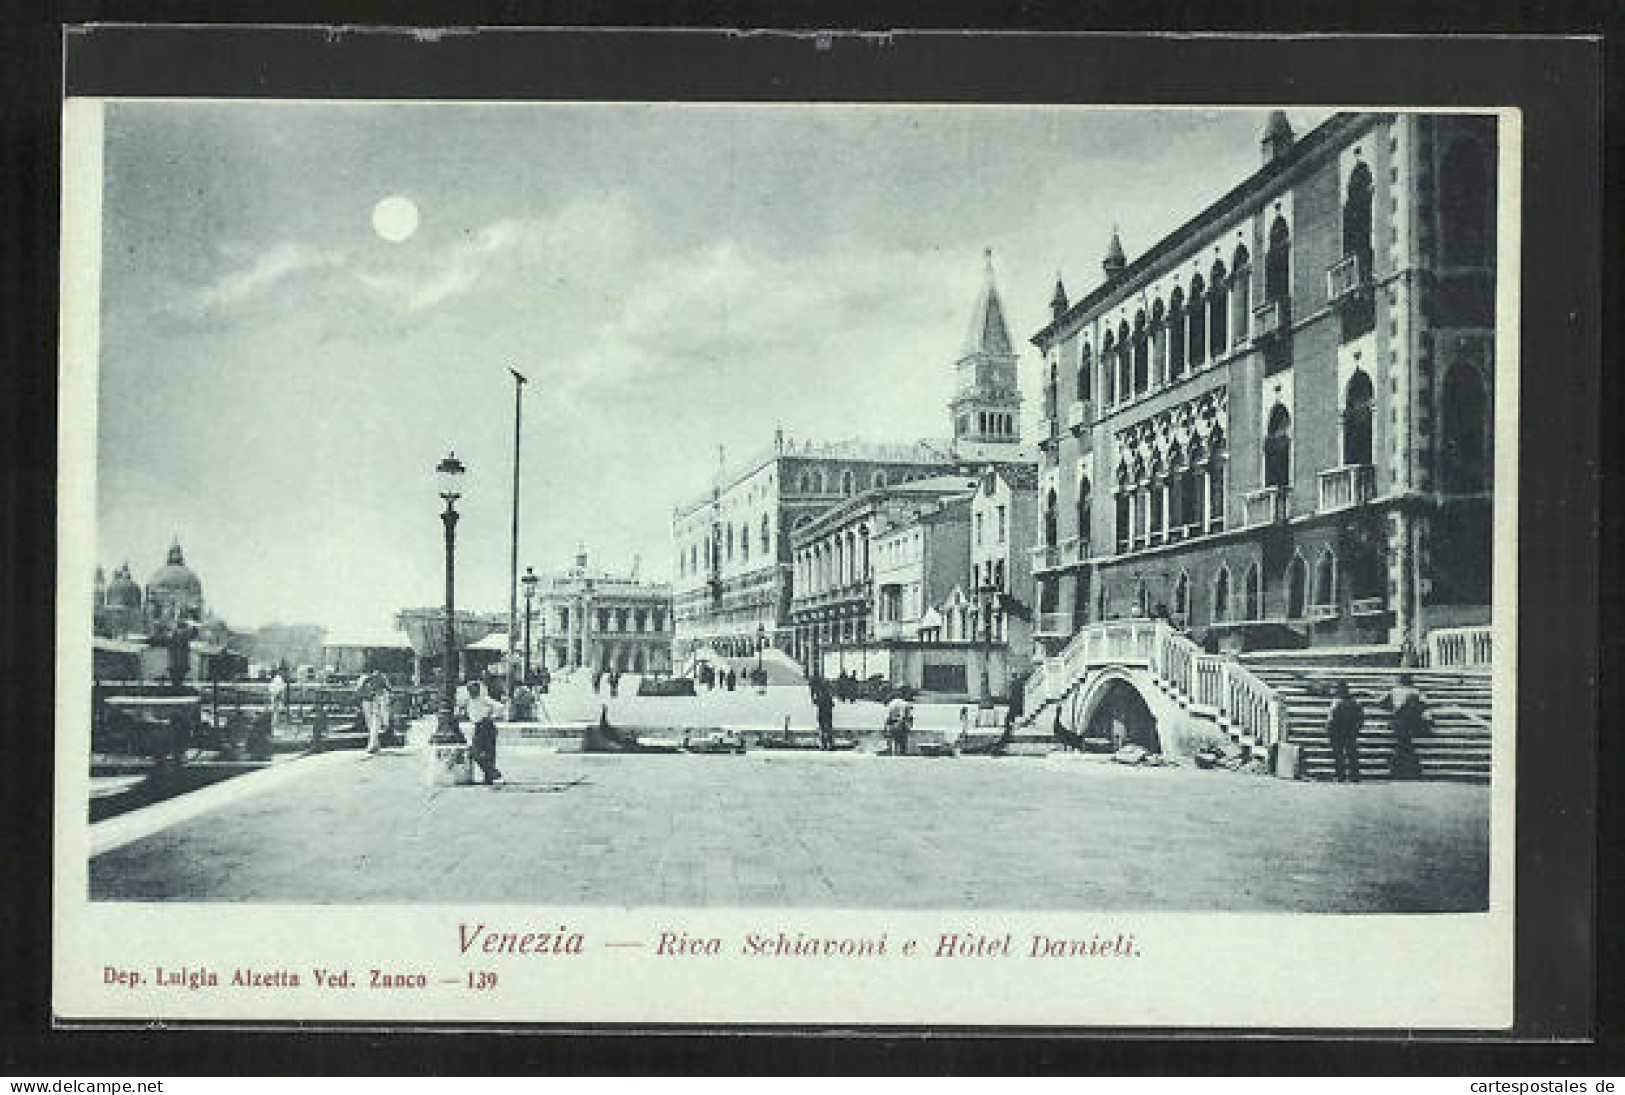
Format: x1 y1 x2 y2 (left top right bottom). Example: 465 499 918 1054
1029 111 1496 658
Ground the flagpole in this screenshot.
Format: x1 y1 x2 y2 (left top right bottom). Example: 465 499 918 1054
507 366 528 704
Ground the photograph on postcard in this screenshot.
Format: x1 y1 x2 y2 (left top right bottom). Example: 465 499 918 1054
55 94 1516 1026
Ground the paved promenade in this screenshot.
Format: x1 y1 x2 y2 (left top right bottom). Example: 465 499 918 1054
90 744 1489 912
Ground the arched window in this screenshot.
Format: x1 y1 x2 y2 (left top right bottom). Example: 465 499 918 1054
725 524 735 561
1188 274 1207 367
871 470 886 490
1441 137 1491 266
811 469 825 494
1150 300 1166 384
1115 489 1131 553
1044 489 1059 547
1168 289 1187 377
1441 362 1488 493
760 514 771 554
1343 370 1374 466
1264 404 1292 489
1265 215 1291 302
1243 562 1262 620
1213 566 1231 622
739 522 750 562
1209 260 1229 354
1078 343 1093 403
1102 332 1117 404
1076 476 1092 542
1045 359 1058 418
1231 244 1252 343
1132 311 1149 393
841 469 855 495
1314 548 1336 607
797 471 811 493
1344 162 1375 273
1287 554 1308 618
1118 321 1132 398
1173 571 1189 619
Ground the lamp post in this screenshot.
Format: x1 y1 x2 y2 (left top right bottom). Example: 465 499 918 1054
977 580 999 714
522 566 539 685
431 452 466 745
505 367 528 703
756 622 766 684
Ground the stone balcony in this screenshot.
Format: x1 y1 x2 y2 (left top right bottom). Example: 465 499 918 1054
1326 251 1371 303
1318 463 1375 512
1251 297 1290 342
1242 485 1291 528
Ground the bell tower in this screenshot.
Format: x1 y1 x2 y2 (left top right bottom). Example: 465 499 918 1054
950 248 1024 459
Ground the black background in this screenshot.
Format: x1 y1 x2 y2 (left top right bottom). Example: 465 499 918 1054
1 8 1611 1077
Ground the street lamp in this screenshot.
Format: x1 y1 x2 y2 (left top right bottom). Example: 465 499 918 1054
521 566 539 685
977 580 1001 714
756 622 766 684
432 451 466 745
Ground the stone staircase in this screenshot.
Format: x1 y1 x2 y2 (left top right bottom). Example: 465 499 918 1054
1243 660 1493 783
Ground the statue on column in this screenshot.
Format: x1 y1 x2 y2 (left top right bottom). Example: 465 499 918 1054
148 613 199 691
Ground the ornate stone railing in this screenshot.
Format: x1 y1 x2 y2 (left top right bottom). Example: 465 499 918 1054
1024 618 1285 748
1243 486 1291 528
1252 298 1290 341
1326 252 1369 302
1427 625 1493 669
1318 463 1375 512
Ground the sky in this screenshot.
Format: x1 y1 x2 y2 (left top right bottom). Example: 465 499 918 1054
92 101 1331 637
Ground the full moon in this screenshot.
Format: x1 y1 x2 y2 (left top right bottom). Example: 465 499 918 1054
371 195 419 243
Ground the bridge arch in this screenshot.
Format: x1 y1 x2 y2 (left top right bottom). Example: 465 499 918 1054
1067 667 1163 754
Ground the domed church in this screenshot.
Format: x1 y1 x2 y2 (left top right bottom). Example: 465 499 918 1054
144 539 205 628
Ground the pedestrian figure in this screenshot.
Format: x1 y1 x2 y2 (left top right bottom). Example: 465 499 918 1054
726 668 737 692
1384 672 1428 779
813 677 835 750
356 669 390 754
592 669 603 695
609 669 620 698
1325 681 1365 783
267 669 289 736
885 695 912 756
465 680 503 785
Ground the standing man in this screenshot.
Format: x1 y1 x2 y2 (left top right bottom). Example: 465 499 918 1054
465 679 503 785
1325 681 1365 783
813 677 835 750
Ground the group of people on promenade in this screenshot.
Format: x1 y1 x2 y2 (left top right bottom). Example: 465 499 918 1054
1323 673 1432 782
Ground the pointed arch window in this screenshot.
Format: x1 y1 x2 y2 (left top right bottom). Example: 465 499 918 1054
871 470 886 490
1078 344 1093 403
725 524 735 561
1132 311 1149 393
1441 362 1488 493
1343 162 1375 275
1118 321 1133 398
1264 404 1293 489
1231 245 1252 343
1266 216 1291 302
1213 566 1231 623
1168 289 1187 378
1044 488 1059 547
1173 571 1190 620
1150 300 1167 384
1115 488 1131 554
1287 554 1308 618
1076 476 1092 544
740 522 750 562
1209 260 1229 354
1343 371 1374 466
1313 548 1337 608
1102 333 1117 405
1188 274 1207 368
1243 562 1262 620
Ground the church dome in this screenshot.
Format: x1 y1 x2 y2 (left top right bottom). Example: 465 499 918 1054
148 541 202 597
106 563 142 608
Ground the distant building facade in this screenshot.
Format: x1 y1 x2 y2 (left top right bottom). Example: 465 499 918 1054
968 462 1040 666
1028 111 1496 658
670 254 1036 671
532 549 673 675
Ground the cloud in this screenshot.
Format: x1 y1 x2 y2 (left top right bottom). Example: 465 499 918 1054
359 196 640 313
191 241 348 309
